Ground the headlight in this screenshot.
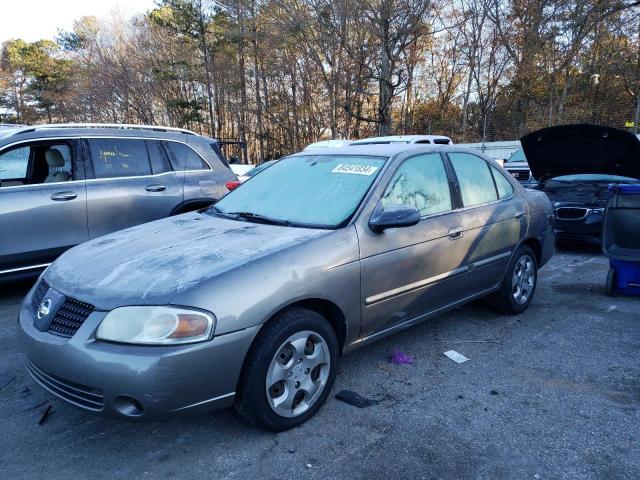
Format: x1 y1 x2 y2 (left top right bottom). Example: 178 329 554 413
96 306 215 345
592 208 605 215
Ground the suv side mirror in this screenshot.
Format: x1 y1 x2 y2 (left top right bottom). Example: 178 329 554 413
369 204 421 233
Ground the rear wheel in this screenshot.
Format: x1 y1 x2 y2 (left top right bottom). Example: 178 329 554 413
488 245 538 314
234 307 338 431
605 268 616 296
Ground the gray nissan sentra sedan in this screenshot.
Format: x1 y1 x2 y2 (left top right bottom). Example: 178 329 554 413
18 144 555 431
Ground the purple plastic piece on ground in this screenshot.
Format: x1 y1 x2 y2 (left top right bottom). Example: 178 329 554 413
389 349 414 365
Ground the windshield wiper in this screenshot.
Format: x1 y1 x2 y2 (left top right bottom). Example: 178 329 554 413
223 210 292 227
212 206 334 229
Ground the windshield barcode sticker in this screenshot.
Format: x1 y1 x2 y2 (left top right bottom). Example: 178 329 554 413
332 164 379 176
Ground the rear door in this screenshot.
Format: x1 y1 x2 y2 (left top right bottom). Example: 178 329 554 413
0 139 87 272
164 139 233 206
84 137 182 239
446 152 527 290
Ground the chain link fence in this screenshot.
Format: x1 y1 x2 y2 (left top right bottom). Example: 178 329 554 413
414 99 640 145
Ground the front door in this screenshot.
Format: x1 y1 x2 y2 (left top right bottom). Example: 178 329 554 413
357 152 472 338
0 140 88 272
84 137 183 239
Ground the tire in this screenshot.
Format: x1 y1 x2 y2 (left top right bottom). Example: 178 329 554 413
234 307 338 432
605 268 616 297
488 245 538 314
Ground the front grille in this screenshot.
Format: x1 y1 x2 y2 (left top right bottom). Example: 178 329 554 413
31 280 49 315
555 207 589 220
25 359 104 411
31 279 95 338
48 297 95 337
506 169 530 180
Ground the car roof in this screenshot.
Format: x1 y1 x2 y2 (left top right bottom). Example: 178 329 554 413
0 124 216 145
289 143 476 158
350 134 452 145
0 125 27 139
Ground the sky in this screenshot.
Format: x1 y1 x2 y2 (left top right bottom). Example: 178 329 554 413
0 0 157 44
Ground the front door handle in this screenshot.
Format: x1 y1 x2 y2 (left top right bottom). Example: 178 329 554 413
145 184 166 192
448 226 464 240
514 210 526 219
50 191 77 201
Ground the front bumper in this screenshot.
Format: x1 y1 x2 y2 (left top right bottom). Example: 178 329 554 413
554 212 603 245
17 285 260 420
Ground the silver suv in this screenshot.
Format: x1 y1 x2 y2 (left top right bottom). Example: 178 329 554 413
0 124 236 280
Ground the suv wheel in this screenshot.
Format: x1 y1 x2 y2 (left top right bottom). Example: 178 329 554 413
235 307 338 431
489 245 538 314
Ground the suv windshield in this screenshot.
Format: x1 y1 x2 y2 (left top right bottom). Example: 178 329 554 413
212 154 386 228
506 149 526 163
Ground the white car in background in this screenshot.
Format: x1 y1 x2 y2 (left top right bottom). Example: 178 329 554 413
350 135 453 146
229 163 254 183
304 139 353 150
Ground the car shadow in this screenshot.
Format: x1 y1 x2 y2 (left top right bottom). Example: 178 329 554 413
556 241 602 256
1 278 35 301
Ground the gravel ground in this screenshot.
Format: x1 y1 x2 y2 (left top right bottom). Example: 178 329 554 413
0 246 638 480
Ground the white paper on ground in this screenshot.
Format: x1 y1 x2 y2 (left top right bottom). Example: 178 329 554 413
443 350 469 363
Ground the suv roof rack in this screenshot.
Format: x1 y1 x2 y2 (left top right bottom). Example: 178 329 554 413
10 123 197 136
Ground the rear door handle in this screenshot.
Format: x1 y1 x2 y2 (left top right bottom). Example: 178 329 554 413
145 184 166 192
448 227 464 240
515 210 526 219
50 191 77 201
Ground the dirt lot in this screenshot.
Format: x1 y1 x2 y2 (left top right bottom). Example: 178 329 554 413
0 247 639 480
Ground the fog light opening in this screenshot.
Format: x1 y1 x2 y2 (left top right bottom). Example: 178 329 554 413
113 395 144 417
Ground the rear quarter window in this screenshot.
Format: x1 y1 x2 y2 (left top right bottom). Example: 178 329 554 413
164 141 210 171
490 165 515 199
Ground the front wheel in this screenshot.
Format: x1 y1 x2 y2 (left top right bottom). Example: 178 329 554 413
488 245 538 314
234 307 338 431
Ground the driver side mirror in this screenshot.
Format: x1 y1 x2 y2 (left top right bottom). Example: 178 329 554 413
369 204 421 233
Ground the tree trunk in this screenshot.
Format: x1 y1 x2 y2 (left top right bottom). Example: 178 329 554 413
378 0 393 135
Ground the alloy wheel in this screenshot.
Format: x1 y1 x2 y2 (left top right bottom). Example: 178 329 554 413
265 330 331 418
512 254 535 305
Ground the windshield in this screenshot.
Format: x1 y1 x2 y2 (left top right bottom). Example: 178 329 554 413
506 149 526 163
548 174 638 183
212 154 387 228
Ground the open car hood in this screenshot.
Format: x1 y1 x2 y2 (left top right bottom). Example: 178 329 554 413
521 124 640 180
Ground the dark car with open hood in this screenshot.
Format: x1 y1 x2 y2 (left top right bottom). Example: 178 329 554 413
521 124 640 245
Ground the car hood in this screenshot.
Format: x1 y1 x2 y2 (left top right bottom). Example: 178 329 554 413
44 212 330 308
521 124 640 180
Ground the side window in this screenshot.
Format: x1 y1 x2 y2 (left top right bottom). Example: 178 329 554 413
0 142 75 187
381 153 452 216
89 138 151 178
490 164 514 199
164 141 209 171
210 142 230 168
449 152 498 206
0 146 30 183
146 140 172 174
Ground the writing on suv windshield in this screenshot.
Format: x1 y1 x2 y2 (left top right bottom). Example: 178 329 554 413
212 154 386 228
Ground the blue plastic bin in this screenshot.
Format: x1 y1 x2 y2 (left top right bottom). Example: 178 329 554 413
603 184 640 296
